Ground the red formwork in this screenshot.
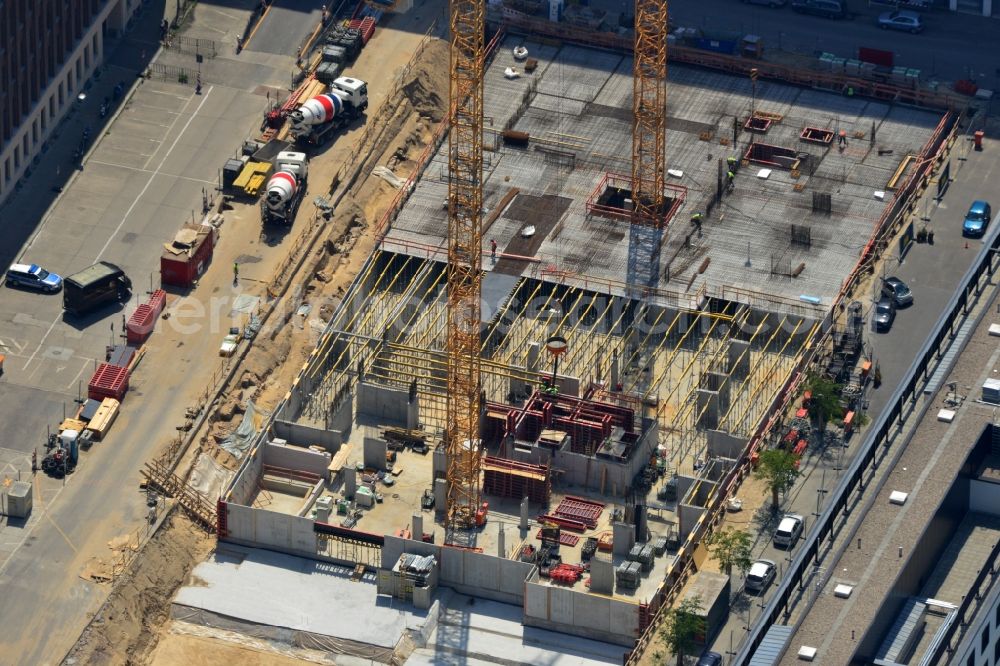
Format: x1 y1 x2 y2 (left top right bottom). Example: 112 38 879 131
126 304 155 344
554 496 604 528
88 363 130 402
537 513 588 532
126 289 167 344
536 529 580 547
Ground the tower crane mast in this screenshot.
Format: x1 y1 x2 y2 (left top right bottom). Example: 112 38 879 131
445 0 486 531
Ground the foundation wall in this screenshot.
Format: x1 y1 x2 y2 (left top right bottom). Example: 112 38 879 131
223 503 317 559
522 581 640 646
358 381 415 427
273 420 343 451
382 535 534 605
226 442 265 505
264 440 332 479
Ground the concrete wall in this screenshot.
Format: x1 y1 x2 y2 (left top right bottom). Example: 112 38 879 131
970 478 1000 516
273 420 343 452
358 381 412 426
264 440 332 479
226 441 265 506
707 430 748 460
522 581 640 646
382 535 533 605
223 503 317 559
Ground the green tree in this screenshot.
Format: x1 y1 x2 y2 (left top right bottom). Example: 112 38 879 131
803 373 844 432
755 448 800 509
705 527 753 577
660 595 705 666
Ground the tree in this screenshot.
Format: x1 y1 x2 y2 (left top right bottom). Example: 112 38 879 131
660 595 705 666
754 448 800 509
705 527 753 577
803 373 844 432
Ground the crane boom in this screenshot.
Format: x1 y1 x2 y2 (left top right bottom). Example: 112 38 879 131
445 0 486 531
632 0 668 228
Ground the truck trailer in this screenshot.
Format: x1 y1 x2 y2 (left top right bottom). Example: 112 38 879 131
261 151 309 225
63 262 132 316
289 77 368 147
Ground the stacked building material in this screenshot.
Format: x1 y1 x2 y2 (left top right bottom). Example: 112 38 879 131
88 363 129 401
628 544 654 572
616 561 641 589
554 496 604 528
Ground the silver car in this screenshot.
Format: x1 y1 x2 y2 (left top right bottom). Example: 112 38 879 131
746 559 776 593
877 10 923 33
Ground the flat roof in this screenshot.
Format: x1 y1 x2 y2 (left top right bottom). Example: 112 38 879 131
384 36 944 316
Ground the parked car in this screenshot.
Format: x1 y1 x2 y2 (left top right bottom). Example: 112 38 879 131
963 200 992 237
877 10 923 32
873 297 896 333
881 276 913 307
746 559 777 593
790 0 848 18
744 0 786 7
6 263 63 293
774 513 804 548
697 651 724 666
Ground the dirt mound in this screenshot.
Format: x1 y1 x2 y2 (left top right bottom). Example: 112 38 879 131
66 514 214 665
400 40 448 122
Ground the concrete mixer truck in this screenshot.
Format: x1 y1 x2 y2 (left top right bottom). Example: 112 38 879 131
261 151 308 225
289 77 368 147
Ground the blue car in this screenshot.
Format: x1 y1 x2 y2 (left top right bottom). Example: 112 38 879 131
963 200 992 237
6 263 63 293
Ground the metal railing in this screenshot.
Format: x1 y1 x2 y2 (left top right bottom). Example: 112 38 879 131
733 223 1000 665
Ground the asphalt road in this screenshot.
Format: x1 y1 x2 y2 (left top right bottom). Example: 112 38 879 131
707 132 1000 662
662 0 1000 89
0 2 315 664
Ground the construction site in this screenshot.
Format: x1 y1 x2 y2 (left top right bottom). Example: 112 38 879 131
13 0 969 663
196 20 955 666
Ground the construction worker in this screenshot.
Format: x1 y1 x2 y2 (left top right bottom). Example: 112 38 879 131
726 170 735 190
726 156 739 173
838 130 848 149
490 239 497 260
690 212 703 237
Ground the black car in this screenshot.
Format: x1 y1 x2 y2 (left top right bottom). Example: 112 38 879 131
873 297 896 332
881 277 913 307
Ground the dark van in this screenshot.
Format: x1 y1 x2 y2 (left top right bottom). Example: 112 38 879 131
791 0 848 17
63 262 132 316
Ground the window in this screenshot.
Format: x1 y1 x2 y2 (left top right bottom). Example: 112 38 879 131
983 626 989 653
966 653 974 666
994 634 1000 661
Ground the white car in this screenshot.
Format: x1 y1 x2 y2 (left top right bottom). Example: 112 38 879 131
746 559 776 593
773 513 804 548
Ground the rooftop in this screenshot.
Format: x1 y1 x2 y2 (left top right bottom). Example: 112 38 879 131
384 36 945 316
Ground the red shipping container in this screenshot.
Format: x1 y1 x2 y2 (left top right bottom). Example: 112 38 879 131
161 224 218 288
88 363 130 402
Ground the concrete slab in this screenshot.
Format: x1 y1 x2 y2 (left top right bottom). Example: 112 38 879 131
421 591 623 665
175 546 429 648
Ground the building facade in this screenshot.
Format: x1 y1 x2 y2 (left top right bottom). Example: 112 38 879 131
0 0 141 205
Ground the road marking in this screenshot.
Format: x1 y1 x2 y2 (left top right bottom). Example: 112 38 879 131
95 87 213 263
44 512 78 555
22 88 214 372
88 159 218 185
243 4 272 48
21 318 59 371
66 358 92 391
